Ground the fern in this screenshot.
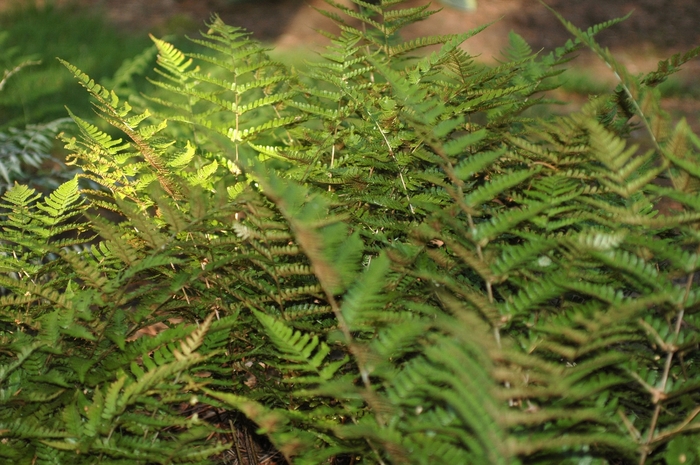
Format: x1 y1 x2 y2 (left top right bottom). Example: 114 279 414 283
146 17 299 164
1 1 699 464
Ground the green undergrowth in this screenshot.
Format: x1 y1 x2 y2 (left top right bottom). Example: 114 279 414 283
0 2 151 127
0 2 161 193
1 1 700 464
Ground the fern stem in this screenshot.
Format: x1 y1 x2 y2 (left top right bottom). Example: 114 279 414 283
0 59 41 91
301 129 337 183
334 80 416 214
618 409 642 441
614 78 663 157
358 8 377 83
648 406 700 445
329 122 341 171
372 118 415 214
640 272 692 464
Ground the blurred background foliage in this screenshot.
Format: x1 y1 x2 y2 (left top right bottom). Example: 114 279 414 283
0 0 697 191
0 3 152 127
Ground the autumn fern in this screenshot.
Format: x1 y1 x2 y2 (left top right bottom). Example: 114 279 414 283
1 1 699 464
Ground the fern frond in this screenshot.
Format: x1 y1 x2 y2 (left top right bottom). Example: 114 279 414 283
464 168 540 209
642 45 700 87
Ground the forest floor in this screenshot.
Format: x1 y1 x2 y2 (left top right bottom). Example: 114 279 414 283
3 0 699 130
5 0 699 66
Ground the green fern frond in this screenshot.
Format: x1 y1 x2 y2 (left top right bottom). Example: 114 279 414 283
1 4 696 464
58 59 121 109
253 310 335 377
464 168 540 209
150 35 195 77
1 421 72 439
442 129 489 158
1 179 42 209
339 253 390 330
502 30 534 62
87 215 140 266
643 45 700 87
58 253 108 289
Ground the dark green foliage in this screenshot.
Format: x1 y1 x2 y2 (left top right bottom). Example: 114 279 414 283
0 33 74 194
0 5 156 195
0 2 152 127
0 118 70 192
0 1 699 464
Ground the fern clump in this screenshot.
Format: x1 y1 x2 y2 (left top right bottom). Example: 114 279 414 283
0 1 699 464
